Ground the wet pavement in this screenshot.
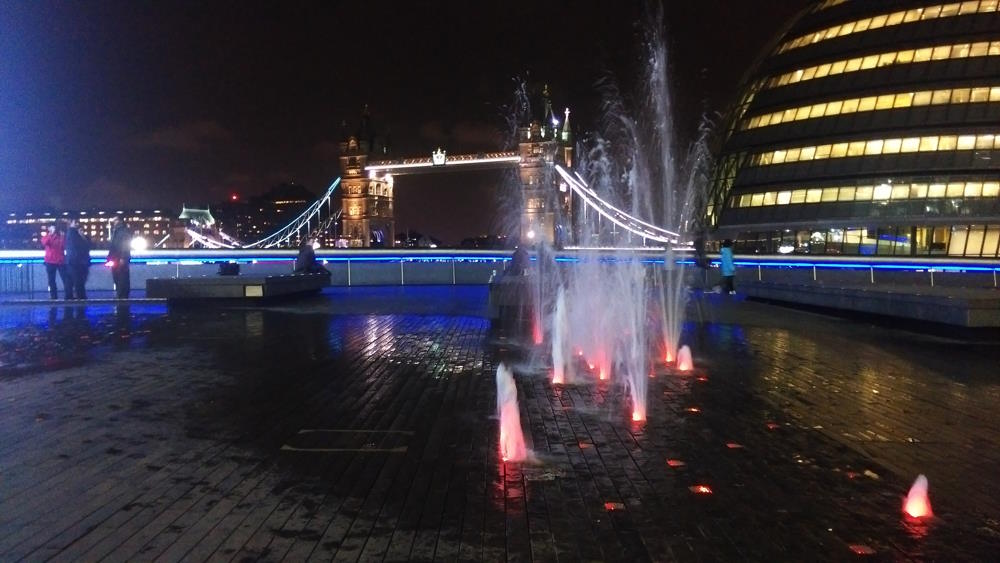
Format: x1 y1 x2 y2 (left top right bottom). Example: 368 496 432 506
1 286 998 561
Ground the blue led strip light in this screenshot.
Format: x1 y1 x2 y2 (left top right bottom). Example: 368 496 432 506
0 251 995 272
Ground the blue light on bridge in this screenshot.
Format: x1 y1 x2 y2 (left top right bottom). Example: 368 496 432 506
0 250 995 273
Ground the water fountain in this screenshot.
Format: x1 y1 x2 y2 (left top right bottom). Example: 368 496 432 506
551 286 571 384
676 345 693 372
904 474 933 519
525 6 709 422
496 362 527 462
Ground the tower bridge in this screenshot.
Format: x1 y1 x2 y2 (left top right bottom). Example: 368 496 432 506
338 90 576 248
170 88 676 250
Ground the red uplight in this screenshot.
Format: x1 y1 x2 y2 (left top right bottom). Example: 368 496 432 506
105 260 115 268
685 407 701 413
231 193 239 201
631 411 643 422
666 459 685 468
726 442 744 449
766 422 780 430
848 544 876 555
696 376 708 382
603 501 625 511
689 485 712 494
903 475 933 519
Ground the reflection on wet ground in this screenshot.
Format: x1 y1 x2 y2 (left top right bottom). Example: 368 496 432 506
1 286 998 561
0 303 167 376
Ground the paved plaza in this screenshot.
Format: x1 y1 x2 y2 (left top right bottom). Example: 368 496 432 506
1 286 999 561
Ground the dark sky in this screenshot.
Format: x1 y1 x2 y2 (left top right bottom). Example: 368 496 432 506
1 0 811 244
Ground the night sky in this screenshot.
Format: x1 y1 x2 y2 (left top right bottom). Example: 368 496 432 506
1 1 811 244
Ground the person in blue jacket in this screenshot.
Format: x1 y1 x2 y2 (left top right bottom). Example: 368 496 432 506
720 239 736 294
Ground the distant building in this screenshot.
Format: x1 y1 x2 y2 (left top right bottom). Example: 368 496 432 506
711 0 1000 257
213 182 319 247
0 209 173 249
170 206 221 248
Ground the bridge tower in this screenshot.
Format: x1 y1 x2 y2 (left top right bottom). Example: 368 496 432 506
338 107 395 247
517 85 573 247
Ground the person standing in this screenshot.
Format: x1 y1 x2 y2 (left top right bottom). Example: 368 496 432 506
720 239 736 295
41 223 71 299
65 220 92 299
107 217 132 299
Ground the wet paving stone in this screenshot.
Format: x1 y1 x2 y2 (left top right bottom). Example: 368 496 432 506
0 286 998 561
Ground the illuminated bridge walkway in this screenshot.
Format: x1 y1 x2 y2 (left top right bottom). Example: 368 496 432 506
0 288 997 560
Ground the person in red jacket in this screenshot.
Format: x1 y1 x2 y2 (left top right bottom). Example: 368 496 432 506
41 223 72 299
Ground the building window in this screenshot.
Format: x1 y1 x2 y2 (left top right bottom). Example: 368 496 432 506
766 41 1000 89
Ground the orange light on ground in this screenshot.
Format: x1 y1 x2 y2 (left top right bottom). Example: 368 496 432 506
632 411 644 422
726 442 744 449
666 459 685 468
685 407 700 413
903 475 933 519
696 375 708 382
599 369 607 381
766 422 780 430
677 358 693 372
848 544 876 555
551 369 563 385
689 485 712 494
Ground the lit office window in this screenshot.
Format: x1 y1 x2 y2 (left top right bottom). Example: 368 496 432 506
745 83 1000 129
751 133 1000 166
766 41 1000 89
732 179 1000 208
778 2 1000 54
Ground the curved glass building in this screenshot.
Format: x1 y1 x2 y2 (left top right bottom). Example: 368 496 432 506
710 0 1000 257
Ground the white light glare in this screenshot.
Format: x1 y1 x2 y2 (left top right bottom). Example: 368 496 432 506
130 237 149 251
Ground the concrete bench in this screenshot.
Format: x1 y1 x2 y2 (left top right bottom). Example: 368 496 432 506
146 272 330 300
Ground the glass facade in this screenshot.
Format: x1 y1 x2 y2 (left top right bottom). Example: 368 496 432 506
722 224 1000 257
710 0 1000 258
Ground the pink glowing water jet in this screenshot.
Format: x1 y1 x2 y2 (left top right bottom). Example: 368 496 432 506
676 345 693 371
496 363 527 462
532 320 543 345
903 474 933 519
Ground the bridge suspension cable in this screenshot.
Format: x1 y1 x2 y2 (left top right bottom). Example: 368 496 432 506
554 166 680 244
243 177 341 248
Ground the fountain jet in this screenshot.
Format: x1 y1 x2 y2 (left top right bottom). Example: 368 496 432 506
903 474 933 519
496 363 527 462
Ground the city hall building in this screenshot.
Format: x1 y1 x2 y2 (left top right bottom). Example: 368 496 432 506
710 0 1000 257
